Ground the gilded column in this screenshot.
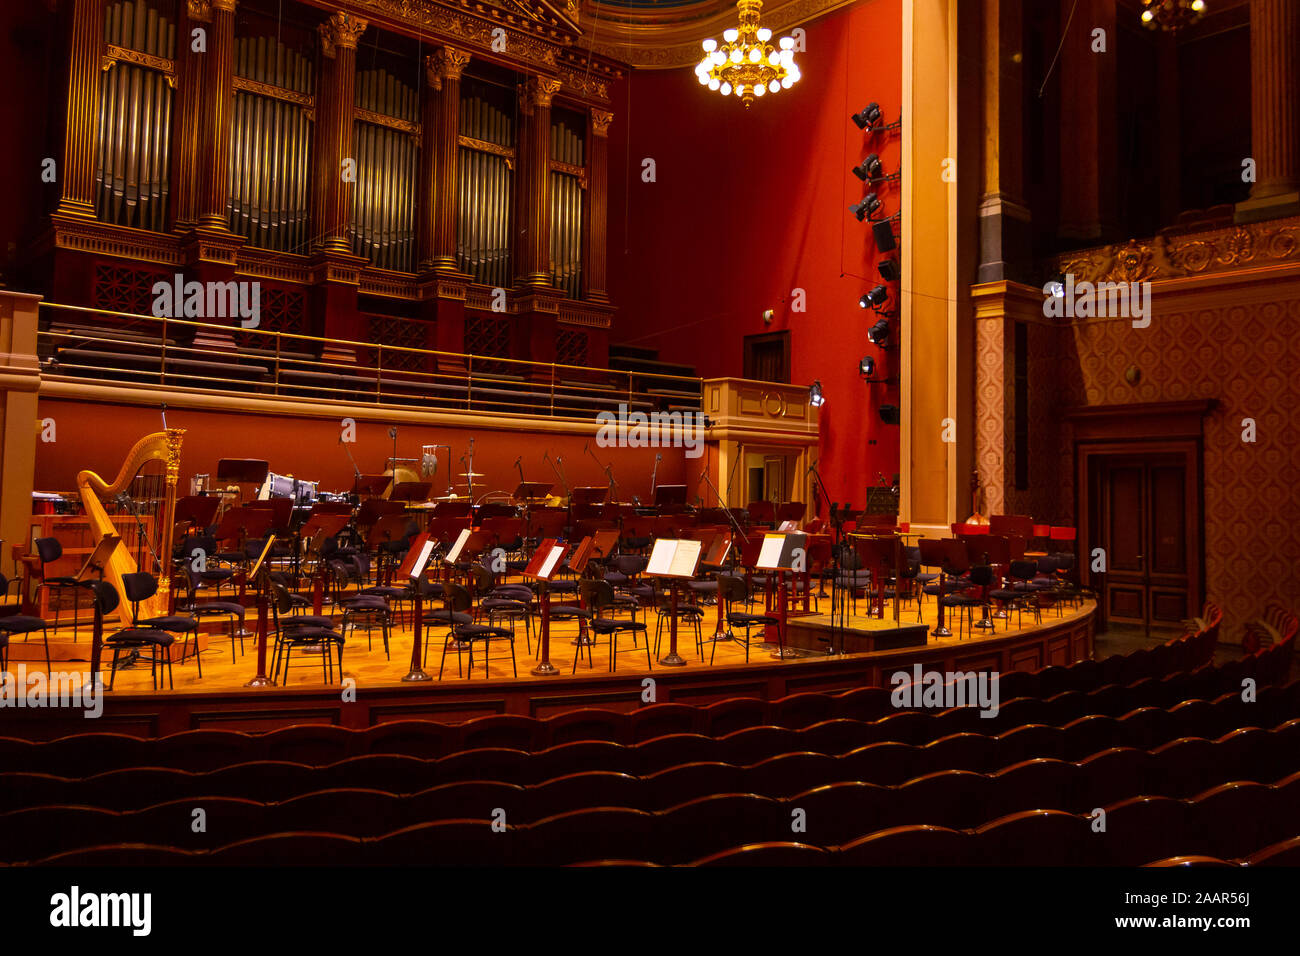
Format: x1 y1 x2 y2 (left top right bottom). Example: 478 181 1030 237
315 11 368 253
196 0 237 231
57 0 106 218
1237 0 1300 221
515 75 562 287
582 109 613 302
419 46 469 273
170 0 207 229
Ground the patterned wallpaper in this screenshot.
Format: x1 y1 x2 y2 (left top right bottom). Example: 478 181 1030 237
977 285 1300 643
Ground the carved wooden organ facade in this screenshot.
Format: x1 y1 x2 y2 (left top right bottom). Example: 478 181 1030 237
43 0 621 367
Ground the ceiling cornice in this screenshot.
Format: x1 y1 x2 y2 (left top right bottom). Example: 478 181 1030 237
578 0 861 69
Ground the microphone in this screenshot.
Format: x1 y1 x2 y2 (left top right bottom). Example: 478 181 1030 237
514 456 522 468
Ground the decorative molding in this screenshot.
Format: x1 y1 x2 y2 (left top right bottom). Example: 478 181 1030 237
549 159 586 186
46 216 183 266
187 0 213 23
359 268 420 298
524 74 563 109
319 11 370 58
102 45 175 78
557 65 609 103
1059 215 1300 283
233 76 315 110
590 109 614 137
557 299 614 329
428 45 470 91
458 134 516 162
355 107 420 139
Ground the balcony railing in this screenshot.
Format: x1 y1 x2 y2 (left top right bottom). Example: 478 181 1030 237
36 302 702 421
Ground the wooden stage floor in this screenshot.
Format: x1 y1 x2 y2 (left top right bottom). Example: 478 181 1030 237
5 596 1097 696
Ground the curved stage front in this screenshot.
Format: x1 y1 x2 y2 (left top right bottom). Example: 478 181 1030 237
2 601 1096 739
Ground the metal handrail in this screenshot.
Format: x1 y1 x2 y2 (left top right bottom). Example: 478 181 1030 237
36 301 703 419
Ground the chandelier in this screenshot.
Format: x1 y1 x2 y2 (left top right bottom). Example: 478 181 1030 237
696 0 800 108
1139 0 1206 31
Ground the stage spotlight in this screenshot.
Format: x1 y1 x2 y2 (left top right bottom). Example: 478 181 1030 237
859 355 875 378
852 102 882 130
879 403 901 425
808 380 826 407
878 258 901 283
849 193 881 221
868 317 892 346
852 153 882 181
861 285 889 309
1047 272 1067 298
873 220 897 253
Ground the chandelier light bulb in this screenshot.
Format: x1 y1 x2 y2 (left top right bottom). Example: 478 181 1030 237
781 76 793 89
769 79 780 93
698 72 710 85
730 48 743 63
754 83 765 96
720 81 732 95
757 27 772 41
712 50 725 65
736 84 745 96
703 38 717 52
749 47 761 63
780 36 794 50
724 28 739 42
768 51 780 66
709 78 720 90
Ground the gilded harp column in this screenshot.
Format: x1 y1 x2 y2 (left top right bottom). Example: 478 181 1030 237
582 109 613 303
196 0 238 232
56 0 106 219
315 11 368 253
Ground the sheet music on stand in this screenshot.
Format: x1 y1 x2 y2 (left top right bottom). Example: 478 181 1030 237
646 538 703 578
756 532 808 571
248 535 277 579
398 533 435 581
523 538 569 581
444 528 472 564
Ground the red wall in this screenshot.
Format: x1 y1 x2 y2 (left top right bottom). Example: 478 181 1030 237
34 399 698 506
605 0 903 512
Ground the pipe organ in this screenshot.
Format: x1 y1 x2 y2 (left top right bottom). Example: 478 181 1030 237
351 67 419 272
549 109 585 300
95 0 176 231
456 78 515 288
228 33 315 254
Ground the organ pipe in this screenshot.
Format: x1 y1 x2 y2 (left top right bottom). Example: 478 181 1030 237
227 33 313 253
457 82 514 286
549 115 584 299
351 67 417 272
95 0 175 231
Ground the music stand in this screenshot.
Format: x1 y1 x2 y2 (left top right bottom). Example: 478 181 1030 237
75 533 121 584
851 534 905 624
645 538 704 666
217 459 270 505
513 481 554 501
390 481 433 503
174 495 219 534
755 532 808 659
523 538 570 677
354 474 393 499
653 484 688 512
244 535 277 687
399 533 435 681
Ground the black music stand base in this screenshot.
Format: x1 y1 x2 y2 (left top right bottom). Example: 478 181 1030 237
401 668 432 682
244 676 273 687
658 651 687 667
932 626 953 638
530 660 559 676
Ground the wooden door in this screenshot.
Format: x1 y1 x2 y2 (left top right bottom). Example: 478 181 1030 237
1091 453 1194 631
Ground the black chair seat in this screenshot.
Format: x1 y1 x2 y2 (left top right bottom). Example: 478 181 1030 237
198 569 236 582
916 572 939 583
662 604 704 619
106 628 175 647
548 579 580 593
482 598 527 612
362 586 406 600
285 614 335 628
425 610 473 626
192 601 246 617
988 589 1023 602
44 576 83 587
590 618 646 634
280 626 343 643
458 624 514 639
0 615 47 633
604 571 631 585
687 580 719 593
938 594 979 607
550 605 592 619
343 596 388 609
729 612 779 626
628 584 656 598
140 614 198 632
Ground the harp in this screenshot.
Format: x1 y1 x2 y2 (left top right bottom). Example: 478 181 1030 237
76 429 186 628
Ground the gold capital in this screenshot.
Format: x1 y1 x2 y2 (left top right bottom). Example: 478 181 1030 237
526 75 563 109
591 109 614 137
319 11 368 58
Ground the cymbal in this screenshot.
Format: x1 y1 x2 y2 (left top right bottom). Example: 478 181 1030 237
457 471 486 477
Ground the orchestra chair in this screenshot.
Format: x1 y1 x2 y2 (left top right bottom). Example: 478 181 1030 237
328 558 392 656
34 537 91 641
174 534 235 598
988 560 1043 627
0 573 53 673
938 565 994 640
470 565 534 654
431 583 515 679
878 560 923 622
270 583 345 685
95 580 176 691
577 580 652 673
715 573 783 664
121 571 202 678
919 538 969 604
179 567 246 664
834 543 872 617
907 545 939 596
651 583 705 662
